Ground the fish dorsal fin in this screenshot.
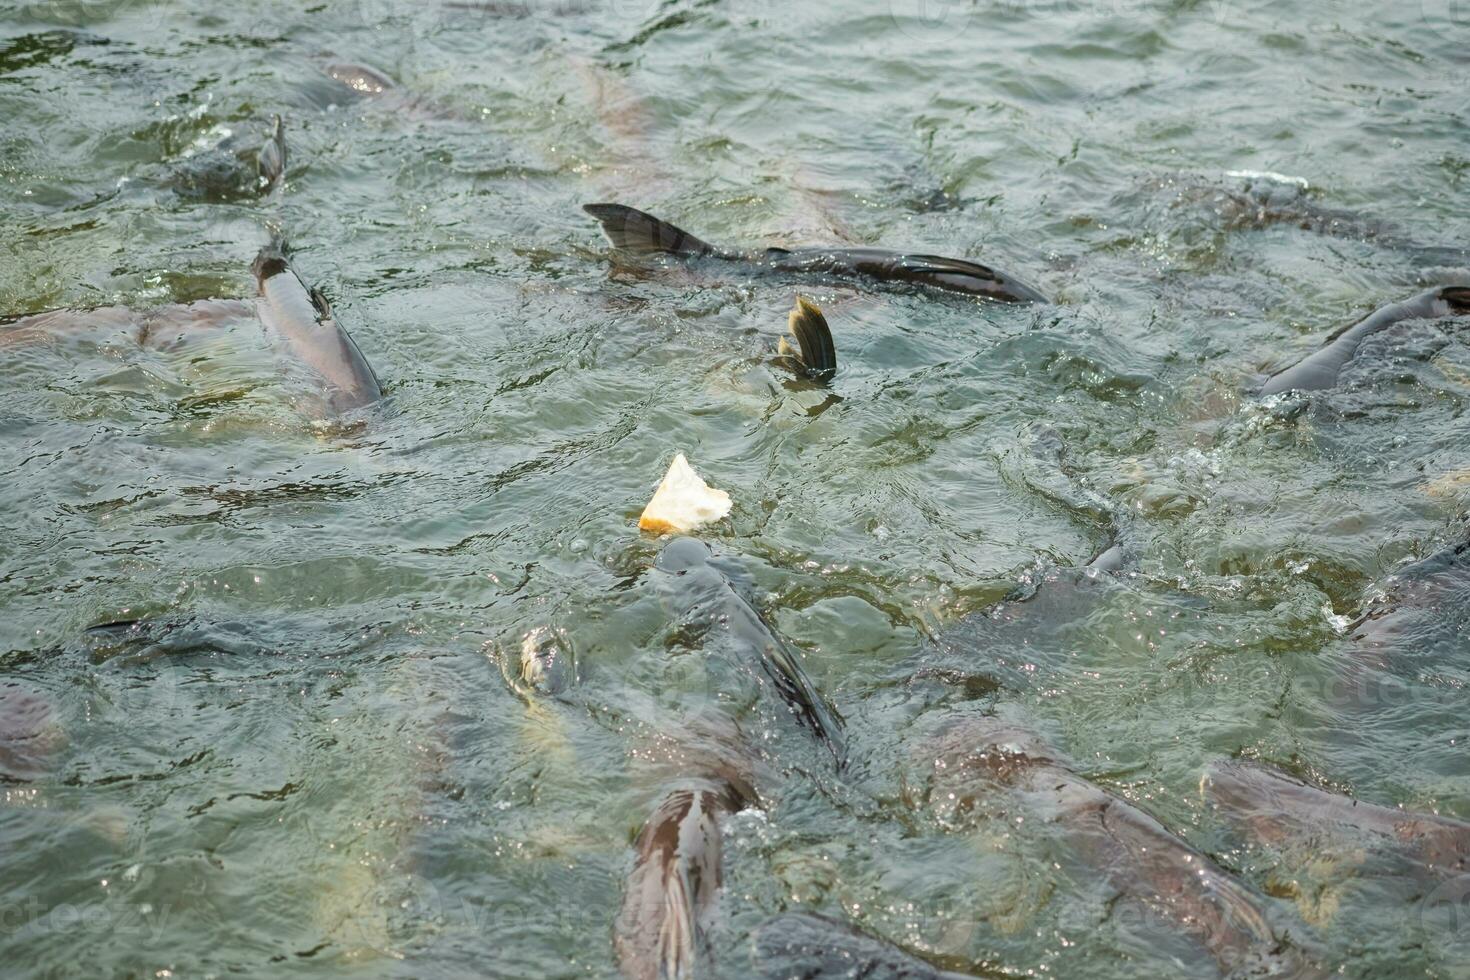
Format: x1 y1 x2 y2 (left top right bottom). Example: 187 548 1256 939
257 114 287 190
309 285 332 318
900 252 999 280
785 295 836 379
583 203 716 257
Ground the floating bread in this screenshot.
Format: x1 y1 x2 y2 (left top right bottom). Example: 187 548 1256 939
638 453 731 533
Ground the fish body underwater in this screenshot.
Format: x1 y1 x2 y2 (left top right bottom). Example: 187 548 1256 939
652 536 847 765
922 717 1326 978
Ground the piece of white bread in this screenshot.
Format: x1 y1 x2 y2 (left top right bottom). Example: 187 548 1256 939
638 453 731 533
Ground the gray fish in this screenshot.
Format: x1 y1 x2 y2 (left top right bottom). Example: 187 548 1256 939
653 537 847 765
1142 173 1470 266
166 115 287 202
923 717 1325 979
0 305 139 347
616 774 753 980
753 912 981 980
250 241 383 414
1203 759 1470 881
0 683 63 780
1258 286 1470 396
1330 534 1470 706
584 203 1048 304
1351 536 1470 647
2 300 257 352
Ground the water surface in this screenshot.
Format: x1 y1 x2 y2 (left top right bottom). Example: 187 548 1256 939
3 0 1470 976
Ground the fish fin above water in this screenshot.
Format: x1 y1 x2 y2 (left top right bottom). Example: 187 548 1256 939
250 238 291 284
308 285 332 318
257 114 286 191
786 295 836 380
899 252 1000 280
583 203 717 257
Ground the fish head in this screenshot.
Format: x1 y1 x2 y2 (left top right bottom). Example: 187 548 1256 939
654 536 715 575
515 625 577 698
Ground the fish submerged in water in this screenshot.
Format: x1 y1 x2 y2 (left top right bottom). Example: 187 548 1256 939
1203 759 1470 882
584 203 1048 304
1348 535 1470 668
1258 286 1470 396
616 717 762 980
752 912 982 980
251 241 383 414
653 537 847 765
166 114 287 202
2 247 382 419
921 716 1325 978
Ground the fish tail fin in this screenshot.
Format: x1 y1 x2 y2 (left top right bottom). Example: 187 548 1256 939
1444 286 1470 314
251 237 290 285
657 862 699 980
257 114 287 191
786 295 837 379
583 203 717 257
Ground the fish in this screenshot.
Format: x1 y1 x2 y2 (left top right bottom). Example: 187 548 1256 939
752 912 982 980
0 683 64 780
922 717 1325 979
165 114 288 202
1349 535 1470 661
652 537 847 765
502 625 579 700
1258 286 1470 396
2 300 259 352
1203 759 1470 881
1317 533 1470 725
0 305 140 348
616 769 755 980
1141 173 1470 266
250 241 384 414
776 295 837 381
584 203 1048 304
4 242 380 418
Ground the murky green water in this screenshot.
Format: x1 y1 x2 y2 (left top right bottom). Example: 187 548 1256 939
3 0 1470 976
